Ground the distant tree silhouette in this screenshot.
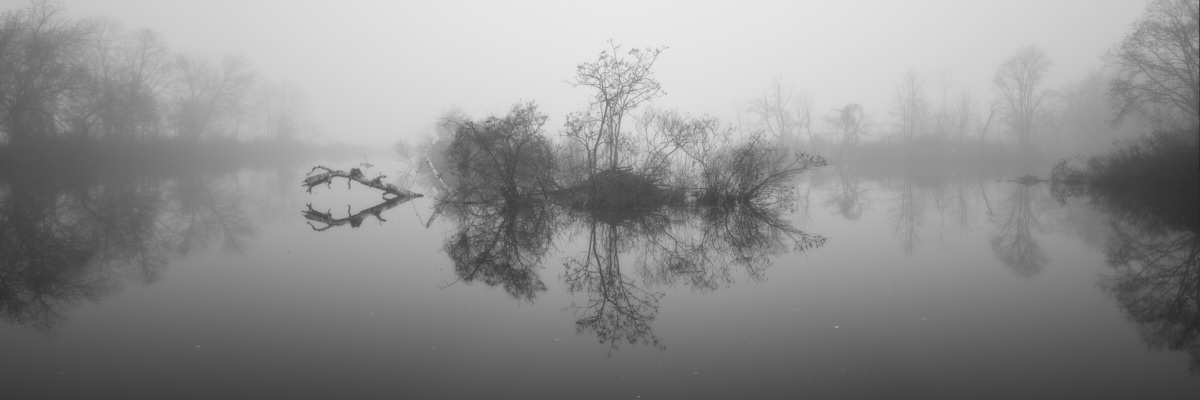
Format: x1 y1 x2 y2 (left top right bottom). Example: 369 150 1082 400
892 68 927 142
825 103 867 154
0 0 91 145
746 77 797 143
993 46 1051 151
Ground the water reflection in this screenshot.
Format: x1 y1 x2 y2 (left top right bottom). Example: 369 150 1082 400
831 166 1054 277
1057 164 1200 373
1101 225 1199 373
889 177 926 255
823 165 868 221
0 169 259 334
564 214 664 352
303 197 409 231
441 199 559 301
990 181 1048 277
433 190 827 351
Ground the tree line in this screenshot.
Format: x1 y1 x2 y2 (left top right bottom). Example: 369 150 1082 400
0 0 315 149
740 0 1197 158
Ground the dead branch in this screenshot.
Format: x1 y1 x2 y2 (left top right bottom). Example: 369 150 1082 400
302 165 423 199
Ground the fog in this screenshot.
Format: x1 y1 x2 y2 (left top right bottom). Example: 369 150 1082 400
5 1 1200 397
55 0 1146 146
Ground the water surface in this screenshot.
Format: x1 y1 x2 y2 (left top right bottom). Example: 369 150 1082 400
2 160 1196 399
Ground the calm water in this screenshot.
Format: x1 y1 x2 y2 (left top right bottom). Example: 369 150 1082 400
2 160 1197 399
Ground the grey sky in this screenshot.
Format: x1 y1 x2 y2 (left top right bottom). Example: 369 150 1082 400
51 0 1147 145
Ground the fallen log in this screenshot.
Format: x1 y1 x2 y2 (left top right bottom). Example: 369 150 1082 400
302 165 422 199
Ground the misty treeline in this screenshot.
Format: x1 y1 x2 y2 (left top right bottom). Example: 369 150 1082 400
739 0 1197 164
0 1 317 161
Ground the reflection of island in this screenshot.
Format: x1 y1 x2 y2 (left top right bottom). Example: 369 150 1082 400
437 195 825 351
0 171 255 334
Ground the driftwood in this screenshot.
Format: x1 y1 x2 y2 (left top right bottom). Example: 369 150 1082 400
302 165 422 199
303 196 411 231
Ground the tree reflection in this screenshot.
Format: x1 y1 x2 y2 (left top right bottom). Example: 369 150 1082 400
1100 226 1199 373
164 174 256 254
0 170 254 334
441 199 560 302
0 178 127 334
637 203 825 292
990 181 1048 277
891 178 925 255
1054 131 1199 372
434 190 825 351
434 189 825 352
564 215 664 353
824 166 867 221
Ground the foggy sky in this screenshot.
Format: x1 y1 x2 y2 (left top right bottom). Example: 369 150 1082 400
51 0 1147 146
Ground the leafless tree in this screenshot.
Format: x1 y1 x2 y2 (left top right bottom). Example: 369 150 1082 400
746 77 796 143
933 68 955 138
0 0 92 144
630 106 732 188
249 80 308 141
952 88 976 143
825 103 867 154
994 46 1051 150
68 18 173 139
1104 0 1199 128
446 102 557 202
892 68 927 141
798 91 815 136
170 54 256 139
566 41 666 173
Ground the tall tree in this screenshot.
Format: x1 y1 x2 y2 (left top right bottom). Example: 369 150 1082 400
795 90 815 140
69 18 173 139
170 54 255 139
746 77 795 143
826 103 867 154
0 0 91 144
892 68 926 142
994 46 1051 151
1104 0 1199 128
566 41 666 173
952 88 976 143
